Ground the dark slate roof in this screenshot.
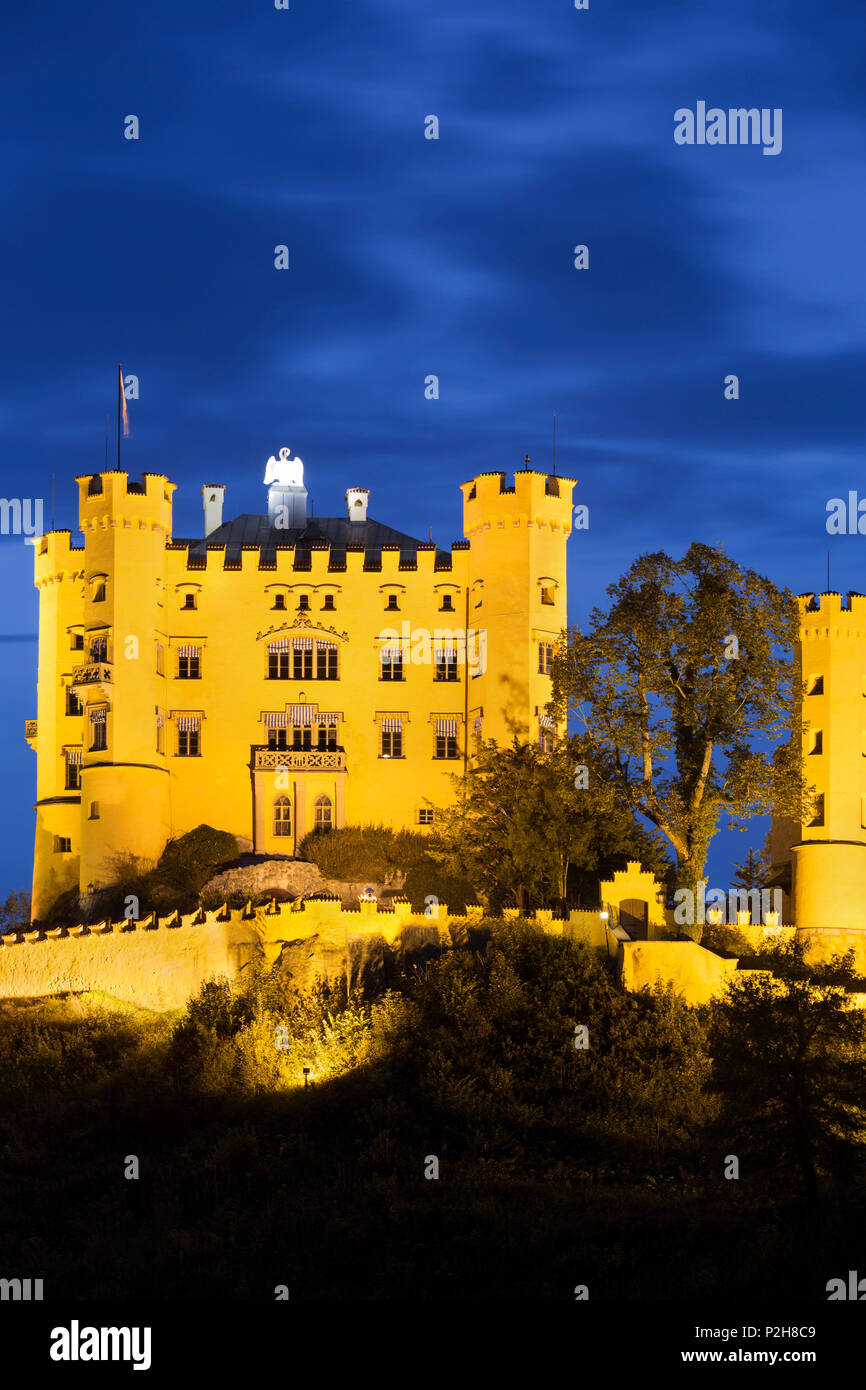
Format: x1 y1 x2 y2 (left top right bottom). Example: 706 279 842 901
178 514 428 554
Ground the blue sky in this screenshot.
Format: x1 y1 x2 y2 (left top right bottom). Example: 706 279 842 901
1 0 864 899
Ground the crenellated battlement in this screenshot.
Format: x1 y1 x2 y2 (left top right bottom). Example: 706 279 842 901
461 468 576 538
797 591 866 641
33 530 85 585
76 471 175 535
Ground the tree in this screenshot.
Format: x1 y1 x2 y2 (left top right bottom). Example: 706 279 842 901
0 891 31 935
432 736 669 910
709 939 866 1205
731 847 769 892
551 542 807 895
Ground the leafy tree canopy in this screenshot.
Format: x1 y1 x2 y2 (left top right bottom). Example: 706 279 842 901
551 542 807 892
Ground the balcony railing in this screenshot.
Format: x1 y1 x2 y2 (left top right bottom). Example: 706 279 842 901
253 746 346 772
71 662 112 686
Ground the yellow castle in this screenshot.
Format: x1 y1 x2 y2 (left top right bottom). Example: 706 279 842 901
26 453 574 921
769 590 866 932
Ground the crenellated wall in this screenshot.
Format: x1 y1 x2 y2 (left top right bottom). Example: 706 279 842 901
0 898 611 1012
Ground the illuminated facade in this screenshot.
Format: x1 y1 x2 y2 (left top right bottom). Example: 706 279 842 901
27 458 574 920
769 591 866 930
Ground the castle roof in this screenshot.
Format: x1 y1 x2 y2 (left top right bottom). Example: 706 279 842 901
175 513 453 566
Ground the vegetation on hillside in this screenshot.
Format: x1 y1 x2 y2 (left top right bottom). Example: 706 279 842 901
0 923 863 1299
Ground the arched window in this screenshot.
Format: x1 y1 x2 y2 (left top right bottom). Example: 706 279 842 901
273 796 292 837
314 795 333 833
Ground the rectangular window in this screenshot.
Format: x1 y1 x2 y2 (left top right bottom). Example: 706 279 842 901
293 648 313 680
381 729 403 758
66 687 82 716
177 647 201 679
65 752 81 790
71 631 84 651
177 728 200 756
435 734 459 760
317 724 338 750
156 714 164 755
541 586 555 606
434 649 459 682
268 728 289 750
808 792 824 827
380 650 403 681
54 836 72 854
316 643 338 680
182 593 196 609
156 642 164 676
93 581 106 602
809 730 823 755
418 808 434 825
90 635 107 663
807 675 824 695
269 650 290 680
538 642 553 675
292 727 313 750
90 722 107 752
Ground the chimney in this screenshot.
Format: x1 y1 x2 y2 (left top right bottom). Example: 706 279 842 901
202 484 225 537
346 487 370 523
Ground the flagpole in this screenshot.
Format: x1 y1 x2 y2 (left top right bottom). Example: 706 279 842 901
117 364 122 469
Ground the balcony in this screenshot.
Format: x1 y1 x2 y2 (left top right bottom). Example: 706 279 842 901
252 745 346 772
71 662 112 687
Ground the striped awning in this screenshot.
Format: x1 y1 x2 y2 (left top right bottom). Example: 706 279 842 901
382 717 402 732
539 713 555 730
434 646 457 661
436 718 458 737
293 637 313 651
269 639 291 653
177 715 200 732
317 640 337 651
177 644 200 658
318 712 341 726
379 646 402 662
89 708 107 724
66 748 82 765
289 705 313 726
264 712 288 729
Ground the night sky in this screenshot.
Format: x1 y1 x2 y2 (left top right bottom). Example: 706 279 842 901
1 0 864 898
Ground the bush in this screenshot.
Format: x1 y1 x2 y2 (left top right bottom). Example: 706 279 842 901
157 826 240 894
296 824 430 883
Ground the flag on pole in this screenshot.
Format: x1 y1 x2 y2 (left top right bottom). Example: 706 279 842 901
118 363 129 438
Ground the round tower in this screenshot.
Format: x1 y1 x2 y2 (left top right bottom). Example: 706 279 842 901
74 471 175 895
460 467 575 745
791 591 866 931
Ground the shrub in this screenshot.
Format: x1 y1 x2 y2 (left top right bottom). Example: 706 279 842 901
296 824 429 882
156 826 240 894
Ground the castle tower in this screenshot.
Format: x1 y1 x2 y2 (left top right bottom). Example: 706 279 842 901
30 530 86 918
787 591 866 930
73 472 175 895
460 467 575 744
